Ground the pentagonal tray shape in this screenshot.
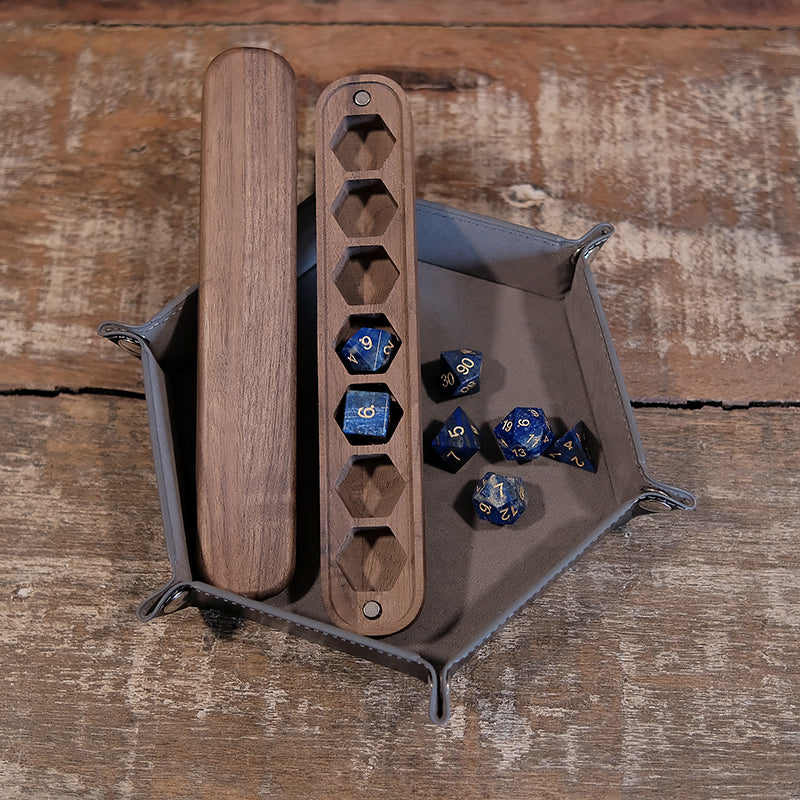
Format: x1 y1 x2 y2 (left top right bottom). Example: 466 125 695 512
331 114 396 172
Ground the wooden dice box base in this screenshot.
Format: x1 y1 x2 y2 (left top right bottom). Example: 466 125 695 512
315 75 425 636
99 198 695 724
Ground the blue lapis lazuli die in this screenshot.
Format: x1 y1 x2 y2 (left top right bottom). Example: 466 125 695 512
545 421 596 472
472 471 527 526
431 406 481 472
493 406 553 462
342 389 391 440
439 349 482 397
339 326 400 374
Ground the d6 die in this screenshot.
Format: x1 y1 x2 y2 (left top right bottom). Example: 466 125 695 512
545 421 596 472
339 326 400 373
342 389 391 440
493 406 553 462
472 472 527 525
431 406 481 472
440 349 482 397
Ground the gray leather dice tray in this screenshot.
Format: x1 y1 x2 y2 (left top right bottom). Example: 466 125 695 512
98 197 695 724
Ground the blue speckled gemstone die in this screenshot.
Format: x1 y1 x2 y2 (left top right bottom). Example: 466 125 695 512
342 389 391 440
431 406 481 472
493 406 553 462
439 349 482 397
339 326 400 374
545 421 596 472
472 471 527 525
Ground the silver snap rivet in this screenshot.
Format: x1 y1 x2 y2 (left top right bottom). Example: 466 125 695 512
163 588 190 614
353 90 372 107
363 600 382 619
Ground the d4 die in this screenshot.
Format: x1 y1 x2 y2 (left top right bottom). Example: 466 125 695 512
545 421 595 472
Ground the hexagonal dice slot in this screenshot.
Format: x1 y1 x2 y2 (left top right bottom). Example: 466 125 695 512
331 114 396 172
336 455 405 518
334 382 403 444
332 179 397 238
333 246 399 306
335 313 401 375
336 526 407 592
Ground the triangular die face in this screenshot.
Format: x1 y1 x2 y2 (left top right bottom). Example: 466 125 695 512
444 407 479 443
545 424 595 472
432 405 480 472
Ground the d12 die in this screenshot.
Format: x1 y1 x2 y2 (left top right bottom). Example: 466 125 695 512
339 326 400 373
431 406 481 472
440 349 482 397
545 421 596 472
472 472 527 526
493 406 553 462
342 389 391 440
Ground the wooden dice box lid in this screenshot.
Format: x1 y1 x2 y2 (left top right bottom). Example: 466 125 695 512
99 194 694 723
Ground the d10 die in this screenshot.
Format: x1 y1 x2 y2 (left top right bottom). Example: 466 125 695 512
339 326 400 373
545 421 596 472
342 389 391 440
440 349 482 397
472 472 527 526
431 406 481 472
493 406 553 462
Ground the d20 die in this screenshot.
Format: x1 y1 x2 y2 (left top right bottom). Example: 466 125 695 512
439 349 482 397
339 326 400 373
493 406 553 462
342 389 391 440
545 421 596 472
472 471 527 526
431 406 481 472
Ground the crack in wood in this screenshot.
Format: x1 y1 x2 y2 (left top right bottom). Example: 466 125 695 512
3 388 800 410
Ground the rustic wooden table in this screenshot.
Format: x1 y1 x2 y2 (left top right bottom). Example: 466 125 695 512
2 3 798 797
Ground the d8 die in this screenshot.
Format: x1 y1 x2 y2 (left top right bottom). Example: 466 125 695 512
493 406 553 462
342 389 391 440
431 406 481 472
339 326 400 373
472 472 527 526
545 421 596 472
439 349 482 397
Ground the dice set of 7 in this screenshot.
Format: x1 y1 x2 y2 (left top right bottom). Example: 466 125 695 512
429 349 596 526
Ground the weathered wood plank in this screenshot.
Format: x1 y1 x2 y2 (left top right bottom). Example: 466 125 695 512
1 25 799 400
1 396 798 797
0 0 798 27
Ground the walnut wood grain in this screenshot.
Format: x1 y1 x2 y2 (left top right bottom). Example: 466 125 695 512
316 75 425 635
2 395 799 797
195 47 297 599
